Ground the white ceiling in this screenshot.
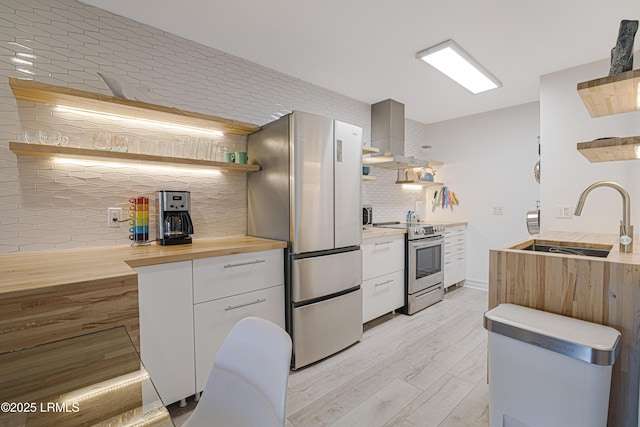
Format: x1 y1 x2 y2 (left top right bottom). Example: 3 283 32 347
80 0 639 124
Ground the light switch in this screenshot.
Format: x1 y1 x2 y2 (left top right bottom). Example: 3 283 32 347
555 205 572 218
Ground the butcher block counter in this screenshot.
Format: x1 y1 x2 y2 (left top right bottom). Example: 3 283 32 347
489 230 640 427
0 236 286 354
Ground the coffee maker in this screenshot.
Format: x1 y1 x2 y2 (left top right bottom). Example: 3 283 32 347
157 190 194 245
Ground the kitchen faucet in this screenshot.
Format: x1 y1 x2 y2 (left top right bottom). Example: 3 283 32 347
574 181 633 253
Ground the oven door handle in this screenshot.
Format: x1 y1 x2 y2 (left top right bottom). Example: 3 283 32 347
410 238 444 250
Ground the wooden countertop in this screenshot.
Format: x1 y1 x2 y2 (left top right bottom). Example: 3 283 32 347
494 230 640 265
0 236 287 295
440 221 468 228
362 227 406 239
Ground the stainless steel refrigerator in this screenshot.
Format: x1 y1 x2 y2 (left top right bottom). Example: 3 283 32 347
248 111 363 369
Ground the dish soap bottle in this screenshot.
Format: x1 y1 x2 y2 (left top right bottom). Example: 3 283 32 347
406 210 416 225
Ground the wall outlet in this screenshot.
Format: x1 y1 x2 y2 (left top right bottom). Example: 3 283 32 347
108 207 122 227
556 205 573 218
493 206 504 215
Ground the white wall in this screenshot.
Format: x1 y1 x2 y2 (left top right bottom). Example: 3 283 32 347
540 57 640 236
423 102 541 289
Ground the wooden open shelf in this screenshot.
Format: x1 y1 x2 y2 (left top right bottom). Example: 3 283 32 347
577 136 640 162
577 69 640 118
395 180 444 186
9 142 260 172
362 155 429 169
362 146 379 155
362 175 377 181
9 77 260 136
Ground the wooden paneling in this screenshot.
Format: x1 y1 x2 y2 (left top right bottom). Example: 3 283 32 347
0 276 139 354
9 77 259 136
489 239 640 427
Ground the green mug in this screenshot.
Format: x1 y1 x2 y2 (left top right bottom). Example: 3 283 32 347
234 151 248 164
223 152 235 162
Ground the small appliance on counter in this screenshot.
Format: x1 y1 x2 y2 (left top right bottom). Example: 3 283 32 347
363 205 373 227
156 190 194 245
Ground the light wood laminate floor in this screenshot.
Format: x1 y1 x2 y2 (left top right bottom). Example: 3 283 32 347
170 286 489 426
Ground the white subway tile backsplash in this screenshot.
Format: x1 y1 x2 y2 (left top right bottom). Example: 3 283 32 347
3 236 37 245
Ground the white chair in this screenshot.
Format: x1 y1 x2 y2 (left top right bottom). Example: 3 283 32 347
183 317 292 427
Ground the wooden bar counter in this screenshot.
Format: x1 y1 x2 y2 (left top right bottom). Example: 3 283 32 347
0 236 286 354
489 231 640 427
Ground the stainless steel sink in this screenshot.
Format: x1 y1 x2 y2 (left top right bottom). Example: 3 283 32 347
520 243 610 258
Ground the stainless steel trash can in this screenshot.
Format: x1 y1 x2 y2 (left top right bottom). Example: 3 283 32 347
484 304 621 427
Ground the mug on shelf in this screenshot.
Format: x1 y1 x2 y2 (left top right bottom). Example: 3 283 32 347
223 152 235 162
234 151 248 164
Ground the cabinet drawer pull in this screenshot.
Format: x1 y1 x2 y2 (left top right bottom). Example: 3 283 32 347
374 279 393 287
374 241 394 246
225 298 267 311
223 259 266 268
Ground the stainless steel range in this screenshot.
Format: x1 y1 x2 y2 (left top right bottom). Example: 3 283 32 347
375 222 445 314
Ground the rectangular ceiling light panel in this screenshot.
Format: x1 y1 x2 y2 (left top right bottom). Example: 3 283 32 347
416 39 502 94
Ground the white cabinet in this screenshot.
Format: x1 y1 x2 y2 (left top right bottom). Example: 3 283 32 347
443 225 466 288
136 261 195 405
135 249 285 404
192 249 285 392
362 234 405 323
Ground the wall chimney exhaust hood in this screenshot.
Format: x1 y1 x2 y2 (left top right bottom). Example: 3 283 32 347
363 99 428 169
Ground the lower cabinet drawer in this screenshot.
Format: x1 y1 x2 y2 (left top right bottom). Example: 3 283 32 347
445 243 465 258
193 249 283 304
193 284 285 392
362 269 404 323
362 235 405 281
291 288 362 370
